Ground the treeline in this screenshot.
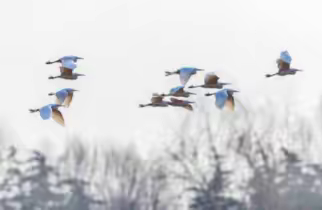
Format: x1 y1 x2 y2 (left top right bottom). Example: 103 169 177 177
0 111 322 210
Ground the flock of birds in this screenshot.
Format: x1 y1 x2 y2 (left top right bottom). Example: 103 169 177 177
139 50 302 112
29 56 85 126
28 51 302 127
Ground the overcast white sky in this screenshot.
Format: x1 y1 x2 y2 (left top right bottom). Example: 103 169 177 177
0 0 322 156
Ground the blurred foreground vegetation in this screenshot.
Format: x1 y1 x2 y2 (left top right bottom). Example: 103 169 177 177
0 109 322 210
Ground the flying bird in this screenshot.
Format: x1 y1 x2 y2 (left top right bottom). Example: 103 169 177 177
266 51 303 78
48 59 85 80
205 88 239 111
167 97 194 111
165 67 204 86
188 72 231 89
139 93 170 108
48 88 79 108
161 86 196 98
29 104 65 126
45 55 84 65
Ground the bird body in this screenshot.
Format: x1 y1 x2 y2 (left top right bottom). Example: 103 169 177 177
266 51 302 78
189 72 231 89
167 97 194 111
165 67 204 86
48 88 78 107
205 88 239 111
29 104 65 126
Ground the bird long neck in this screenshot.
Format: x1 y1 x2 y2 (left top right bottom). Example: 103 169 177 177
46 60 61 64
48 75 61 80
29 109 40 113
265 73 277 78
189 85 202 89
165 71 179 76
139 104 149 108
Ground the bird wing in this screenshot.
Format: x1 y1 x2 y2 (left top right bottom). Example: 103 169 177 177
64 92 74 107
170 86 184 94
62 59 77 70
60 67 73 76
277 59 290 71
39 105 52 120
170 97 185 104
183 104 193 111
215 90 228 109
55 90 68 105
151 94 163 103
280 51 292 64
52 109 65 126
205 72 219 85
180 69 194 86
225 95 235 111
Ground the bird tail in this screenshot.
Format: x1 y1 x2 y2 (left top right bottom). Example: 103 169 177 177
29 109 39 113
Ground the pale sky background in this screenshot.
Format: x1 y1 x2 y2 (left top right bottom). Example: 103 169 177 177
0 0 322 157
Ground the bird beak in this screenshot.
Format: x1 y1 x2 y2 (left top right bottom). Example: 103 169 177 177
196 68 204 71
187 92 196 95
73 89 79 92
48 93 55 96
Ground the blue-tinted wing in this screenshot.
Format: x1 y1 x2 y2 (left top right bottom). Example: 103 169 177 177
55 89 68 104
62 59 77 70
170 86 184 94
280 51 292 64
180 68 196 86
215 90 228 109
39 105 52 120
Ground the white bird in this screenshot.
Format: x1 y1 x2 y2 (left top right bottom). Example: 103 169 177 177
48 88 79 108
266 51 303 78
189 72 231 89
165 67 204 86
29 104 65 126
205 89 239 111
